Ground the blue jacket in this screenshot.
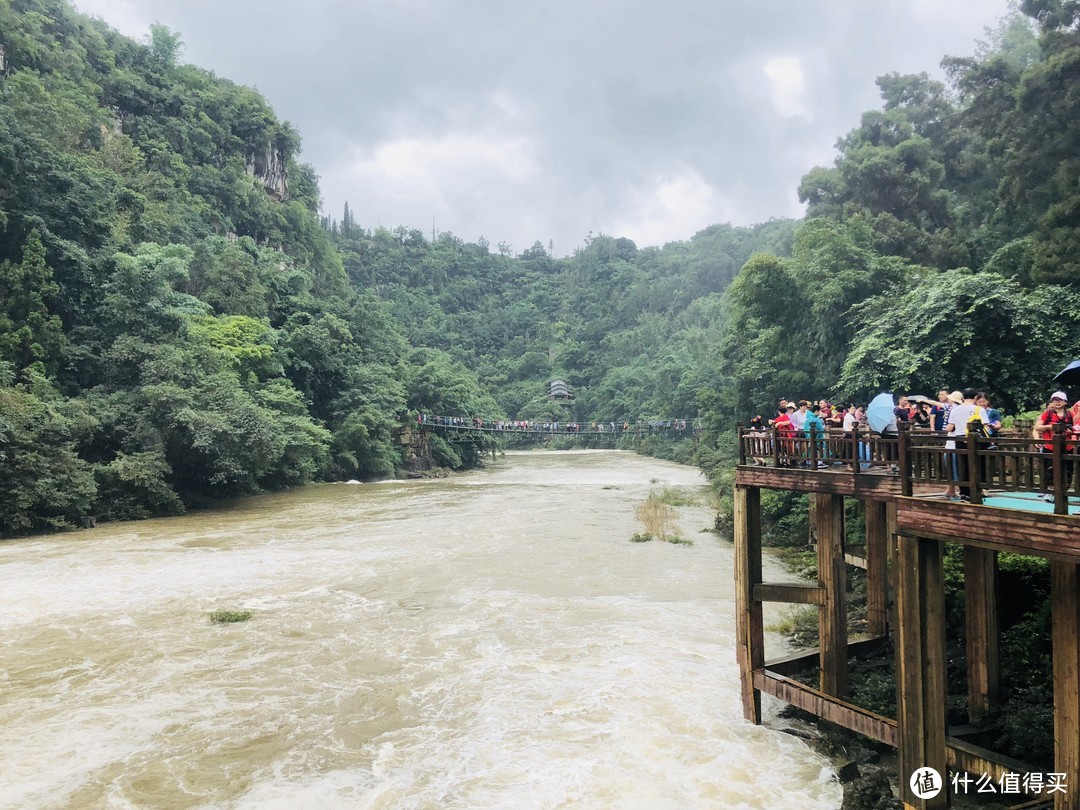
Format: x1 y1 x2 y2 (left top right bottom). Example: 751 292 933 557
804 412 827 436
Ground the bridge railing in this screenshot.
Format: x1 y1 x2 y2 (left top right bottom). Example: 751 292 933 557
738 423 1080 515
905 430 1080 505
740 425 897 470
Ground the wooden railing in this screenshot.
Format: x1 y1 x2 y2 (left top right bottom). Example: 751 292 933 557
739 425 897 471
738 423 1080 516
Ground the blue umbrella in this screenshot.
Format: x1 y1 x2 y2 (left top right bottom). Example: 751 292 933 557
1052 360 1080 388
866 392 896 434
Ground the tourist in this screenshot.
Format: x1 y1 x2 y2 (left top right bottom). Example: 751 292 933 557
748 416 769 465
1033 391 1078 502
826 404 845 428
894 396 911 423
841 403 857 468
940 391 963 498
976 393 1002 438
770 399 789 426
790 400 808 432
774 404 796 465
913 402 932 429
804 404 828 468
946 389 979 500
932 390 951 432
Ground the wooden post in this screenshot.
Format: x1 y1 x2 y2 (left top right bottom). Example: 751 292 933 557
851 425 860 472
815 492 849 697
810 425 819 468
864 499 889 638
772 426 781 467
964 547 999 726
1054 423 1068 516
887 501 900 639
737 423 746 466
899 422 913 497
966 432 982 505
734 485 764 724
896 534 948 809
1051 561 1080 810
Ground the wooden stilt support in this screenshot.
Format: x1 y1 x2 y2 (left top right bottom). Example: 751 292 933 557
815 492 849 697
865 499 889 638
734 485 764 724
887 502 899 635
896 534 948 809
964 547 999 726
1051 561 1080 810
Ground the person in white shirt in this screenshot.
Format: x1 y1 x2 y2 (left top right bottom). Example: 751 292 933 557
946 388 982 500
842 406 857 433
790 400 808 431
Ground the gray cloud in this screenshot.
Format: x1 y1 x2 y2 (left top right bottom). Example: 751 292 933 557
76 0 1012 255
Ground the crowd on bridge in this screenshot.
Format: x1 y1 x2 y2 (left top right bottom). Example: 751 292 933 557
416 414 698 435
745 389 1080 501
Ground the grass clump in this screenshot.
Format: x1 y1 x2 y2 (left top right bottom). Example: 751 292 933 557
767 606 818 649
653 486 699 507
631 492 691 545
209 610 253 624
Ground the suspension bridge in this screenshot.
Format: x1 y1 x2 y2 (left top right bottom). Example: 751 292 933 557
415 415 701 441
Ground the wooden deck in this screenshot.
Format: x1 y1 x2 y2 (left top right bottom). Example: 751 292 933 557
734 423 1080 809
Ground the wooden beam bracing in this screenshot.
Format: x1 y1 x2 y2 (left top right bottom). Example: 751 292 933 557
753 582 826 605
764 636 887 677
753 670 896 745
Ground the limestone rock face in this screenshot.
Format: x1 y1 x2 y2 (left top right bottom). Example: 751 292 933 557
246 143 288 201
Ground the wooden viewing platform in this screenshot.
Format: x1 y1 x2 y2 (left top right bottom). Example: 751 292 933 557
734 422 1080 809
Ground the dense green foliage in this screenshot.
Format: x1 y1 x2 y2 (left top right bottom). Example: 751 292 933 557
326 222 794 432
0 0 500 535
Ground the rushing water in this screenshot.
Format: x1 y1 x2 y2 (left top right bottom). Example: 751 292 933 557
0 450 841 809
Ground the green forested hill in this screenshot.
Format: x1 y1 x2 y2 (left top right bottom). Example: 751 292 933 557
0 0 501 535
326 219 795 429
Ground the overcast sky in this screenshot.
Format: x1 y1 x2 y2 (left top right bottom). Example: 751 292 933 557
75 0 1012 256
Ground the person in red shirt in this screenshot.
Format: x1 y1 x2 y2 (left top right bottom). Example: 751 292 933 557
1033 391 1078 501
773 404 796 466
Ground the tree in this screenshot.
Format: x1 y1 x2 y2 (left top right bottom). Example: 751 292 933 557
0 230 65 374
838 269 1080 411
0 370 97 536
146 23 183 69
